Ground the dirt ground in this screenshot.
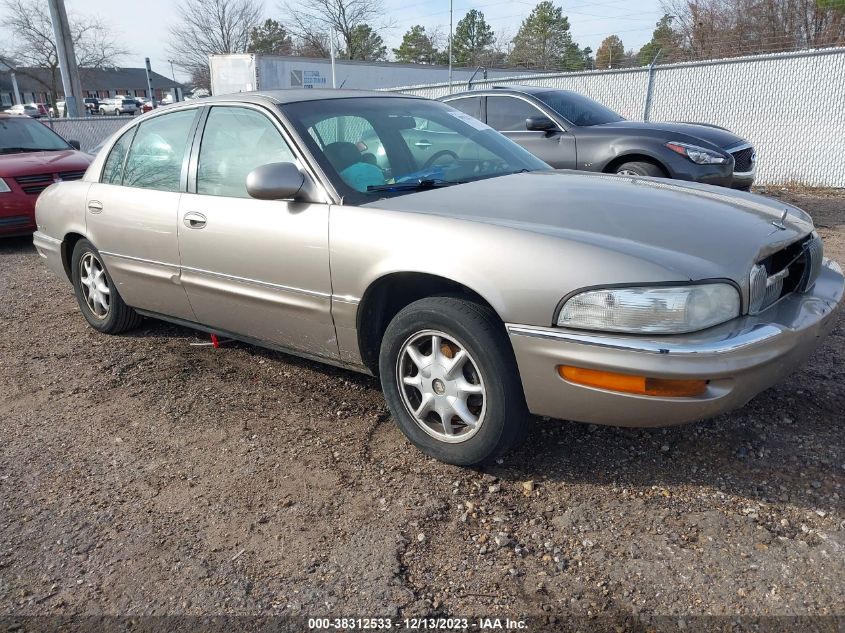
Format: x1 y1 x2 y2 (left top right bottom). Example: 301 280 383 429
1 189 844 630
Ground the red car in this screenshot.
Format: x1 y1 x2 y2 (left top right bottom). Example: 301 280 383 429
0 114 93 237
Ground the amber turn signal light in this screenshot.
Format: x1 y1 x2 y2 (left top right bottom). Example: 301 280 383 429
559 366 707 397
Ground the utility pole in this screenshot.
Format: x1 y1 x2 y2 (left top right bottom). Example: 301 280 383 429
448 0 453 93
330 34 337 88
10 70 22 105
46 0 84 117
0 61 22 105
145 57 156 108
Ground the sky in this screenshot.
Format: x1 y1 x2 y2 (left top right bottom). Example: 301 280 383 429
11 0 667 84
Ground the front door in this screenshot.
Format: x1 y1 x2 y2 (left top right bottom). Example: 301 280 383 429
84 107 200 321
485 95 578 169
176 105 337 360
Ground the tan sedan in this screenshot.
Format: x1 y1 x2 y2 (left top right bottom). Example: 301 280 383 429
33 91 844 465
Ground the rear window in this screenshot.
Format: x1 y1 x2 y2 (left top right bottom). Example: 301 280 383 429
122 99 135 105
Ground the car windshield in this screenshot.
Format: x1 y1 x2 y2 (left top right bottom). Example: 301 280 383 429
0 116 71 153
534 90 624 127
281 97 550 203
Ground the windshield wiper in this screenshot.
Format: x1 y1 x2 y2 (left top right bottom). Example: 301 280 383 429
367 178 464 193
0 147 52 154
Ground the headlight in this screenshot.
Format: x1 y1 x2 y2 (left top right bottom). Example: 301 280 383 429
0 178 10 193
557 283 740 334
666 141 728 165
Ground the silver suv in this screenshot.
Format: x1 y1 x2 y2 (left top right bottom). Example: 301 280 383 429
99 97 137 116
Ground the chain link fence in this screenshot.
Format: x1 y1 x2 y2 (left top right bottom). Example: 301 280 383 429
42 116 130 154
384 47 845 188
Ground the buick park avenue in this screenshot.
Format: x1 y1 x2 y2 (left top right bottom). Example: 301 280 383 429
33 91 844 465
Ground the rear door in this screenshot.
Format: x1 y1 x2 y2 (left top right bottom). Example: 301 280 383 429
485 95 577 169
84 107 200 320
176 104 336 359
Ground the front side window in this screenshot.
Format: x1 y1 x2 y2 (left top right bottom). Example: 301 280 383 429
197 106 296 198
282 97 549 203
101 127 136 184
122 108 198 192
485 96 547 132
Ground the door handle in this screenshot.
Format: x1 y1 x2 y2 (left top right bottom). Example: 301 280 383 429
183 212 207 229
87 200 103 213
414 140 432 149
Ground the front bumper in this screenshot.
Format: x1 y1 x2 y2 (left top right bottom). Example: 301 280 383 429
661 152 734 188
507 261 844 427
0 191 36 236
730 172 755 191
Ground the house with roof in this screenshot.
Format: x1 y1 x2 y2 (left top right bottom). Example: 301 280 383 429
0 67 185 108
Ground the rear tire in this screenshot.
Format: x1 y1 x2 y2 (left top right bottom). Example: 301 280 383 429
71 239 142 334
379 296 529 466
615 161 666 177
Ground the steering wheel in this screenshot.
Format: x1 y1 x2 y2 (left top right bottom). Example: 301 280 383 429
422 149 458 169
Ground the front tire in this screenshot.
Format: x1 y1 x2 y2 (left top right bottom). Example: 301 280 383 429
379 296 529 466
615 161 666 177
71 239 142 334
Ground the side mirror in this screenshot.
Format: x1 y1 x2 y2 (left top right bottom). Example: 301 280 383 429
68 140 81 150
246 162 305 200
525 116 557 132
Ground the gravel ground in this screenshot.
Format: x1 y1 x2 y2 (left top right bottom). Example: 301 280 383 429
1 190 844 630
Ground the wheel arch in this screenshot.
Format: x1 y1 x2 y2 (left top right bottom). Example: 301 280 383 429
602 152 670 177
355 271 506 375
61 232 88 281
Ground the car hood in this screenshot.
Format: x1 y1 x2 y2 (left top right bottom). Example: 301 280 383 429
363 170 812 282
590 120 745 150
0 150 92 178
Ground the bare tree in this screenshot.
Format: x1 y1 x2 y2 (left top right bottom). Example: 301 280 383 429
662 0 845 60
282 0 390 61
0 0 126 105
168 0 263 90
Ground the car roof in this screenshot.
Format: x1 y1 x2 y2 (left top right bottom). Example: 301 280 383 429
202 89 422 106
443 85 572 98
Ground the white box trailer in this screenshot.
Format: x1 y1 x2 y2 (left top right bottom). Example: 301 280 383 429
209 54 540 95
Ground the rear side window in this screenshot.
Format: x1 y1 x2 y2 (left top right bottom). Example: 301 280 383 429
197 106 296 198
486 96 545 132
122 108 198 192
101 127 136 185
445 97 483 121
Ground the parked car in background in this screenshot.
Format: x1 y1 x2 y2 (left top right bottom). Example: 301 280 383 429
32 91 842 465
7 103 48 118
0 113 91 237
98 97 137 116
52 99 102 117
137 98 154 113
441 86 757 190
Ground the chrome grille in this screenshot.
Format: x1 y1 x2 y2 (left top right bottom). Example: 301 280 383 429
798 233 824 292
749 233 822 314
730 146 755 173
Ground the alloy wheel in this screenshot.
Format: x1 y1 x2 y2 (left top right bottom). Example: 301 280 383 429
396 329 487 443
79 252 110 319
